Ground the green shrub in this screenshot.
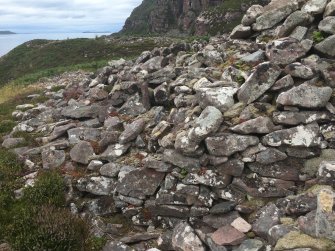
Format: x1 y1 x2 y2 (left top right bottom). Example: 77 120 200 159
0 120 17 134
7 205 90 251
22 171 66 207
313 31 325 43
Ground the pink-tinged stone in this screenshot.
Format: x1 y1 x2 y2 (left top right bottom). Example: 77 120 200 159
211 225 246 246
231 217 252 233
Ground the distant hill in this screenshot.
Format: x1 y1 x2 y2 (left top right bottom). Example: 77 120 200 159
0 31 16 35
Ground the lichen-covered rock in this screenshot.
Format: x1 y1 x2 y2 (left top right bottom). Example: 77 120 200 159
319 16 335 34
314 35 335 57
276 83 333 108
77 176 116 196
119 118 145 144
263 123 321 147
266 38 312 64
231 116 279 134
41 149 66 169
172 222 205 251
284 62 315 79
238 62 281 104
273 111 332 125
116 169 165 199
242 5 264 26
206 134 259 156
252 3 299 31
302 0 329 14
196 87 238 112
70 141 94 164
253 203 283 240
274 231 335 251
278 11 314 37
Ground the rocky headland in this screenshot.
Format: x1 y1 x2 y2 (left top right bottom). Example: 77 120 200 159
1 0 335 250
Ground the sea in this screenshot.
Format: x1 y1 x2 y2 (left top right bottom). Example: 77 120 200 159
0 33 111 57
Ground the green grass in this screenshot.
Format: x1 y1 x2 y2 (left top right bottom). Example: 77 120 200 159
0 36 164 86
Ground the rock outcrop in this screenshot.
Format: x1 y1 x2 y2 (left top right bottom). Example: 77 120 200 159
120 0 270 35
2 0 335 250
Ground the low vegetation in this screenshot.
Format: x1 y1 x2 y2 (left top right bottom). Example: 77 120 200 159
0 36 168 86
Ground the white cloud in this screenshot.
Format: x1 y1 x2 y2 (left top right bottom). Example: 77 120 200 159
0 0 142 33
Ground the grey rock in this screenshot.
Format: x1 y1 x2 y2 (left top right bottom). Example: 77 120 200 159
284 62 315 79
172 222 205 251
163 149 201 170
119 118 145 144
143 156 172 172
252 3 299 31
273 111 332 125
271 75 295 91
116 169 165 199
231 116 279 134
263 123 321 147
252 203 283 240
315 35 335 58
67 127 101 144
235 239 264 251
196 50 224 67
61 105 99 119
83 196 117 216
242 5 264 26
240 50 265 64
46 123 76 142
99 163 122 177
205 134 259 156
175 106 223 153
276 83 333 108
233 176 295 198
88 88 108 101
99 143 131 161
230 25 252 39
276 193 317 215
238 62 281 104
87 160 103 171
2 138 25 149
216 158 245 177
248 158 303 181
154 82 169 104
319 16 335 34
102 241 134 251
256 148 287 164
70 141 94 164
302 0 329 14
210 201 236 214
77 176 116 195
41 149 66 169
266 37 312 65
324 0 335 16
119 232 159 244
183 170 231 188
268 224 294 246
197 87 238 112
290 26 309 41
278 11 314 37
303 149 335 177
118 93 147 116
141 56 164 73
317 161 335 186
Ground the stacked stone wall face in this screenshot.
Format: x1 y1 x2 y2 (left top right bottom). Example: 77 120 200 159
4 0 335 249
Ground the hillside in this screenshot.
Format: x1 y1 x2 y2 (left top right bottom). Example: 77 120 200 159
0 31 16 34
120 0 270 35
0 36 173 87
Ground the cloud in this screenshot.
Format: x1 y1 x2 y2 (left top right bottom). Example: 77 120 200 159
0 0 142 33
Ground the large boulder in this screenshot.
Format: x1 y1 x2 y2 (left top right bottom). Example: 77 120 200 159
276 83 333 108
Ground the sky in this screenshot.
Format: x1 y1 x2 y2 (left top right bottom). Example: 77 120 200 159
0 0 142 33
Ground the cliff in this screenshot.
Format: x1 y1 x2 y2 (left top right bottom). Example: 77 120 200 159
120 0 270 35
